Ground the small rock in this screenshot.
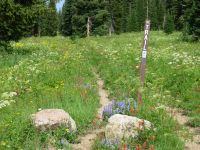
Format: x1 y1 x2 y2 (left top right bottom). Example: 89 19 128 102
31 109 76 132
105 114 152 144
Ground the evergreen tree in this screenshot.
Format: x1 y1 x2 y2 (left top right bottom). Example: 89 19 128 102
173 0 184 30
183 0 200 41
0 0 46 51
164 12 174 34
126 0 138 32
136 0 145 31
107 0 123 34
121 0 131 32
72 0 109 37
58 10 62 34
40 0 58 36
61 0 74 36
149 0 158 30
156 0 165 30
165 0 174 13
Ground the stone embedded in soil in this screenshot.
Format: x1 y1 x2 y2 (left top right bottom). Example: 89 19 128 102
105 114 152 144
31 109 76 132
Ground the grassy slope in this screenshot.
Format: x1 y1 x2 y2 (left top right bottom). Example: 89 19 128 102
0 37 99 149
75 32 199 149
0 32 199 149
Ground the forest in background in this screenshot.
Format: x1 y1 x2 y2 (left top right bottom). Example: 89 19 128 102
0 0 200 52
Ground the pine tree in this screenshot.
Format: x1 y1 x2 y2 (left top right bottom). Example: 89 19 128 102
149 0 158 30
107 0 124 34
183 0 200 41
136 0 145 31
0 0 46 51
58 10 62 34
165 0 174 13
40 0 58 36
126 0 138 32
164 12 174 34
156 0 165 30
72 0 109 37
121 0 131 32
173 0 184 30
92 1 109 35
61 0 74 36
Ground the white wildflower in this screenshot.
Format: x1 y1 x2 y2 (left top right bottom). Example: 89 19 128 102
1 92 17 99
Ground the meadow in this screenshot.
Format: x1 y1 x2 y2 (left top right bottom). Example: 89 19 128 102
0 32 199 150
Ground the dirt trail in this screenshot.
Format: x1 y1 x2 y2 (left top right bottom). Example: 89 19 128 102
72 73 111 150
166 107 200 150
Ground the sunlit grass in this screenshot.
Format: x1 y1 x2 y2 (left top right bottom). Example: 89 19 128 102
0 32 199 149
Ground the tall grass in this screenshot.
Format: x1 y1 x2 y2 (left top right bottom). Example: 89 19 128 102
0 37 99 149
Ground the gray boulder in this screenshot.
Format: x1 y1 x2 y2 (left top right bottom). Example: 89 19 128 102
31 109 76 132
105 114 152 144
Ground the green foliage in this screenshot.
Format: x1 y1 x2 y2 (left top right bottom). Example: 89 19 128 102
149 0 158 30
156 0 165 30
78 32 195 149
0 37 99 149
40 0 58 36
126 0 138 32
127 7 138 32
136 0 145 31
0 0 29 42
60 0 74 36
0 0 48 52
164 12 174 34
1 32 199 149
60 0 109 37
107 0 123 34
183 0 200 41
173 0 185 30
78 32 199 149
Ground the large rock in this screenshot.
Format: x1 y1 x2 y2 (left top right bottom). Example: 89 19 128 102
105 114 151 144
31 109 76 132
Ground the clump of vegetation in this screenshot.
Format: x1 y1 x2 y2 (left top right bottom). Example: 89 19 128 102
102 99 137 120
164 12 174 34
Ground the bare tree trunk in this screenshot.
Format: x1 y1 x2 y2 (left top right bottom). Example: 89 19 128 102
163 15 166 29
87 17 91 37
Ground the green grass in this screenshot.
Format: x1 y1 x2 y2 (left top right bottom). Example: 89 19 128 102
75 31 199 149
0 32 199 149
78 31 200 126
0 37 99 149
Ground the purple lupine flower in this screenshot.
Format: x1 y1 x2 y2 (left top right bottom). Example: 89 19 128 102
117 101 125 109
103 104 113 117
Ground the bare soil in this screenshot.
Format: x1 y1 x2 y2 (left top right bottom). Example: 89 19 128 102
166 107 200 150
71 73 111 150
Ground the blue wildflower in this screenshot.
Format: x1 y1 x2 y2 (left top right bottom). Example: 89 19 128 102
103 104 113 117
117 101 125 109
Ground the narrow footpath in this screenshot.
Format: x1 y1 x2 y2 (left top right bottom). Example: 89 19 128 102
72 73 111 150
166 107 200 150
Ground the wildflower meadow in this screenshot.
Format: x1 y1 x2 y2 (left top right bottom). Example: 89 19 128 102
0 32 199 150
